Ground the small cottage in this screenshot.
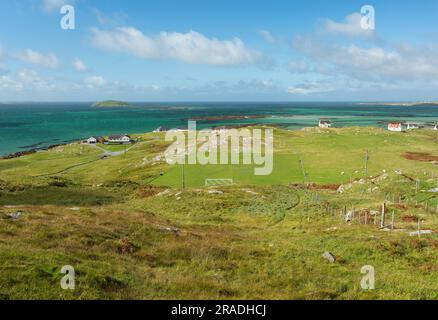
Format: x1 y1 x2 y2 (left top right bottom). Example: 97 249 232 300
318 119 332 128
108 134 132 144
87 137 97 144
86 136 105 144
388 122 405 132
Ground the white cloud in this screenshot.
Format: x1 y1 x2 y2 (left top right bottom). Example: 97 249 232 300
72 58 89 72
294 36 438 82
258 30 277 44
42 0 73 13
220 79 276 92
0 70 55 93
320 13 375 40
287 12 438 94
0 75 22 90
287 82 334 95
20 49 59 69
18 70 54 89
84 76 106 88
0 48 5 70
91 27 261 66
18 70 40 82
94 9 128 26
158 79 282 97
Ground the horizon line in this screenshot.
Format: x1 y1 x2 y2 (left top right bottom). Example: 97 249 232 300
0 100 436 104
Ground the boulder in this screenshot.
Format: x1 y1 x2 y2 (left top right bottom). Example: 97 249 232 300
322 251 336 263
7 211 22 220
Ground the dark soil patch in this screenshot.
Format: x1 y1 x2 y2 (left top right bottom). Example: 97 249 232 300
402 215 418 222
403 152 438 162
294 183 341 191
137 185 166 198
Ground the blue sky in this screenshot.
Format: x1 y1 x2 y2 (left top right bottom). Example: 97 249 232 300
1 0 438 101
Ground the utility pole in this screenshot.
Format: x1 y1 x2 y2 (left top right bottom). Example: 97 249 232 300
365 149 369 176
299 158 307 186
182 163 185 189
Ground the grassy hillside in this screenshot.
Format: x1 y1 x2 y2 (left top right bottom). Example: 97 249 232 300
2 127 437 187
0 127 437 299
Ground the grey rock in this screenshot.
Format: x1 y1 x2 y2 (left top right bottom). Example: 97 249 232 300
322 251 336 263
8 211 22 220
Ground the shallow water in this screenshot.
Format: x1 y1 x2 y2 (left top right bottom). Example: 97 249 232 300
0 102 437 156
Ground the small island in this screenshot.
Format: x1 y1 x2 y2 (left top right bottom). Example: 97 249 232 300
92 100 132 108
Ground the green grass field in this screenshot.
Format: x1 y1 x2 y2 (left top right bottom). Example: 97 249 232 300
153 127 438 187
0 127 437 299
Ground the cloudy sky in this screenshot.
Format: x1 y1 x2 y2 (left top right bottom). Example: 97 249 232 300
1 0 438 101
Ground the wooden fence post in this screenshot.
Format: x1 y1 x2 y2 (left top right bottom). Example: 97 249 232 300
380 202 386 228
391 211 395 230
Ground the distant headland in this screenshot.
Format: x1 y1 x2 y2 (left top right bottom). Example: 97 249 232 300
359 101 438 107
92 100 132 108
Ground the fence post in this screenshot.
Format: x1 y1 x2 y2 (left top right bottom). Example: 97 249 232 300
380 202 386 228
391 211 395 230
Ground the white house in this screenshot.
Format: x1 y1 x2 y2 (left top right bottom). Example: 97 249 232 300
388 122 405 132
318 119 332 128
86 136 105 144
87 137 97 144
406 122 420 130
108 134 132 144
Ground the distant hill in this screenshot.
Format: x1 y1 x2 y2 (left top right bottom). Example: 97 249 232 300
383 102 438 107
359 102 438 107
92 100 132 108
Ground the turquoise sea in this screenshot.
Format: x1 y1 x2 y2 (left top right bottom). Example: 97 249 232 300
0 102 438 156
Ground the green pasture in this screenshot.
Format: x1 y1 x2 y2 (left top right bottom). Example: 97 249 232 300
1 127 437 187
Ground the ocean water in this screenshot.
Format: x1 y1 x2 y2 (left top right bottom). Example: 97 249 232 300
0 102 437 156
